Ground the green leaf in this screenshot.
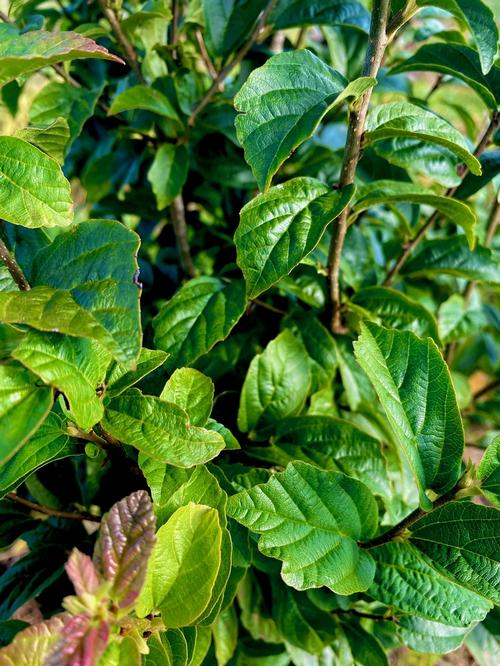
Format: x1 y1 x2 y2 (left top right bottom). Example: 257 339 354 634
410 501 500 604
438 294 486 344
108 85 180 121
32 219 142 365
368 541 491 626
0 413 78 497
353 322 464 508
417 0 499 74
106 348 169 398
147 143 189 210
401 237 500 283
364 102 481 178
213 605 238 666
0 136 73 229
238 330 311 436
12 331 111 430
14 117 70 165
137 503 223 627
0 361 53 465
270 0 370 31
227 461 378 594
0 614 67 666
102 388 225 466
160 368 214 427
397 616 470 654
341 622 388 666
94 490 156 609
235 178 354 298
266 415 392 499
466 621 500 666
390 43 500 110
153 277 247 372
351 287 441 344
234 49 375 190
0 30 123 87
203 0 267 58
456 150 500 199
477 436 500 507
353 180 477 248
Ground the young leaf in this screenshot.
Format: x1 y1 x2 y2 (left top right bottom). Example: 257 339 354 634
364 103 481 178
45 614 110 666
227 461 378 594
353 180 477 248
477 436 500 507
148 143 189 210
93 490 156 609
368 542 491 626
160 368 214 427
0 614 68 665
153 277 247 372
269 0 370 31
108 85 180 121
409 502 500 604
234 49 375 190
401 237 500 283
32 220 142 365
237 330 311 436
235 178 354 297
0 30 123 87
0 137 73 229
14 117 70 165
102 388 225 466
0 362 53 465
65 548 100 597
203 0 267 58
353 323 464 508
12 331 111 430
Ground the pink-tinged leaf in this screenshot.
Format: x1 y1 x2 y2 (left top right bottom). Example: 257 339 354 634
0 31 125 87
45 614 110 666
93 490 156 608
0 613 69 666
65 549 100 597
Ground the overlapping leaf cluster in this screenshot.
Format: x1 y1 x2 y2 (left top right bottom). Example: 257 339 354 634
0 0 499 664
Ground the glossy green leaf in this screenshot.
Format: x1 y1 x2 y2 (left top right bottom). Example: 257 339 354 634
235 178 354 297
368 541 491 626
390 43 500 109
0 361 53 465
353 323 464 507
32 220 142 365
397 616 470 655
353 180 477 248
477 436 500 507
456 150 500 199
235 49 375 190
351 287 440 344
108 85 180 121
153 277 247 372
106 348 168 398
438 294 486 344
160 368 214 427
410 501 500 604
270 0 370 31
14 117 70 165
402 237 500 283
102 388 225 466
203 0 267 58
0 136 73 229
364 103 481 178
227 461 378 594
12 331 111 430
238 330 311 436
341 622 388 666
213 605 238 666
148 143 189 210
0 30 123 87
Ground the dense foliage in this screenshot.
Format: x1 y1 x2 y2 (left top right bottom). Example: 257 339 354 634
0 0 499 663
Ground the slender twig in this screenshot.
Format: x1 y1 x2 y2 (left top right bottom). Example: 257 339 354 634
472 378 500 402
170 195 198 278
424 73 444 102
0 229 30 291
384 110 500 286
195 29 217 80
6 493 100 523
171 0 180 60
335 608 399 622
294 26 307 49
66 425 108 447
485 197 500 247
250 298 287 315
270 30 285 54
0 9 10 22
52 62 82 88
327 0 391 333
187 0 278 127
98 0 144 82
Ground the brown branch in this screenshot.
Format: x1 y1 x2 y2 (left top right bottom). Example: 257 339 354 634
195 29 217 80
187 0 278 128
0 229 30 291
384 109 500 286
250 297 287 315
171 0 180 60
98 0 144 82
327 0 391 333
6 493 100 523
170 195 198 278
0 9 11 22
335 608 399 622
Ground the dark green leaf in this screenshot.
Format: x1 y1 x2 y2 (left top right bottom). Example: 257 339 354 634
203 0 267 58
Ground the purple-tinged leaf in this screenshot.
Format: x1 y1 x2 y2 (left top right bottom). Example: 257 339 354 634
93 490 156 608
65 549 100 597
0 613 68 665
0 31 124 87
45 614 110 666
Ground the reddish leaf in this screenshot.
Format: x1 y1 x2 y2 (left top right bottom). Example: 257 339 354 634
45 614 110 666
93 490 156 608
65 549 100 597
0 614 68 666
